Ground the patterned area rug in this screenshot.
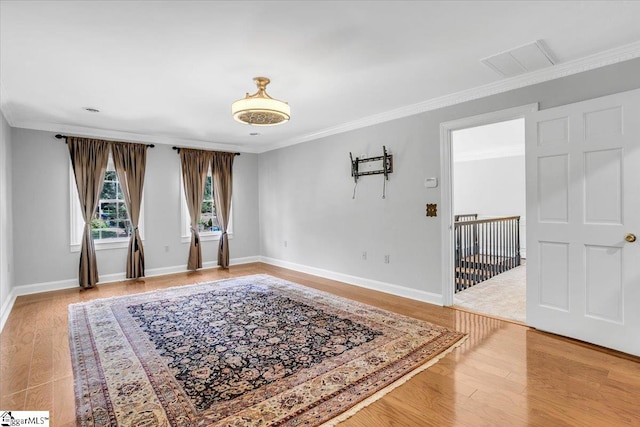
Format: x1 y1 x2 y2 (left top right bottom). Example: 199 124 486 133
69 274 466 426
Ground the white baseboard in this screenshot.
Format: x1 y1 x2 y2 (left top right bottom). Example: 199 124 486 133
259 256 443 306
0 255 261 333
1 255 440 333
0 288 17 333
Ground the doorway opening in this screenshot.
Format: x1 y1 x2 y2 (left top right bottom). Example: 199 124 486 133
451 118 526 322
439 103 537 323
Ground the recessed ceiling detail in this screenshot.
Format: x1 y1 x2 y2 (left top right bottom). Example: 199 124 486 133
481 40 555 78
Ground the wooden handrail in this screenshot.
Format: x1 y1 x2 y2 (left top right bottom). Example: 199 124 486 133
454 215 520 227
455 213 478 221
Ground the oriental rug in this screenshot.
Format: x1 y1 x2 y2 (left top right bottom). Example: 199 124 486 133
69 274 467 426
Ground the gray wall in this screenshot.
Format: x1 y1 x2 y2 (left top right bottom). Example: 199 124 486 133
454 155 525 218
0 112 13 306
10 129 259 287
259 58 640 295
454 155 527 255
7 58 640 297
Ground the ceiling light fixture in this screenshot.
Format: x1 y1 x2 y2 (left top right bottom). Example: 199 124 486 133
232 77 290 126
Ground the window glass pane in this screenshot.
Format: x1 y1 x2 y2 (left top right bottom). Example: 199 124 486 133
200 202 212 232
101 230 117 239
116 220 130 238
203 176 212 200
118 202 128 219
196 170 219 234
100 182 116 200
89 154 133 241
91 217 107 229
101 202 117 217
201 201 212 215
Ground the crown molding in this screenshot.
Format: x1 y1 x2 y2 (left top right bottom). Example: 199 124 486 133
261 40 640 152
4 41 640 154
8 120 259 153
0 83 16 125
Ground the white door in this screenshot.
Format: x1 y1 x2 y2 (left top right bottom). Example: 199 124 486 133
526 89 640 356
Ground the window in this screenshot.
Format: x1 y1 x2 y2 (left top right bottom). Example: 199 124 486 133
181 167 232 242
200 174 219 233
92 168 131 240
70 156 144 251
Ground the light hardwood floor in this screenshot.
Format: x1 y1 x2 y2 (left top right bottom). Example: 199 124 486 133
1 263 639 426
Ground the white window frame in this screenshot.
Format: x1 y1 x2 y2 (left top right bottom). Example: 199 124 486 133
69 156 145 252
180 166 233 243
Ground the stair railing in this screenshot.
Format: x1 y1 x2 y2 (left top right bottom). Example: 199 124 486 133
454 215 521 293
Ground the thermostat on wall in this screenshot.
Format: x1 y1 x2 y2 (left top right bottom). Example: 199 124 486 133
424 177 438 188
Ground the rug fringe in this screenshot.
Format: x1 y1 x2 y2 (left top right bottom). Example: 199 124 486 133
319 334 469 427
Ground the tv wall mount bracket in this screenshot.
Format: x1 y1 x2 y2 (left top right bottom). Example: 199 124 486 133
349 146 393 199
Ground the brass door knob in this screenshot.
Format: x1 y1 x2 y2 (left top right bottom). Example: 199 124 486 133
625 233 637 243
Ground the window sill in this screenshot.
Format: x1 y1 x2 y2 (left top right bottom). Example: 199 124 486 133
180 232 234 244
70 238 139 253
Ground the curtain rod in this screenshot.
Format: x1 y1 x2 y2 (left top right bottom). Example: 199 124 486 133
55 134 155 148
172 146 240 156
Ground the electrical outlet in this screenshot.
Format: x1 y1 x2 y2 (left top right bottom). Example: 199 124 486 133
384 254 390 264
284 240 288 247
362 251 367 260
164 245 169 252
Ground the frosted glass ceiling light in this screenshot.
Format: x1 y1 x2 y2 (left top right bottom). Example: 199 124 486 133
232 77 290 126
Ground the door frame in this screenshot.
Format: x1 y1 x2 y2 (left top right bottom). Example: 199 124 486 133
439 103 538 307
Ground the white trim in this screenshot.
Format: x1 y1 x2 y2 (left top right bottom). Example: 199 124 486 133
439 103 538 306
5 256 260 299
69 155 146 251
179 167 233 242
8 121 258 154
0 82 15 125
71 238 131 252
259 256 443 306
262 41 640 152
0 288 17 333
180 233 234 244
4 41 640 154
1 255 433 330
4 255 439 331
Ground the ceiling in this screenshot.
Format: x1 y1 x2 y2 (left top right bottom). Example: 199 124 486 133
1 1 640 153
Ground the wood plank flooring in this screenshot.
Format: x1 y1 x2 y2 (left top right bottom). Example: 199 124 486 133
1 263 639 426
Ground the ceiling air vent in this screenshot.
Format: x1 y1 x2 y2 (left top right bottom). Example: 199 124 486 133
481 40 555 78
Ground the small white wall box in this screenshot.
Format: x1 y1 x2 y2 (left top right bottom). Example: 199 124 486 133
424 177 438 188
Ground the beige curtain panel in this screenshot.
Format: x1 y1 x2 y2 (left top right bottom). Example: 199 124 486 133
212 152 235 268
67 137 110 289
180 148 212 270
112 142 147 279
